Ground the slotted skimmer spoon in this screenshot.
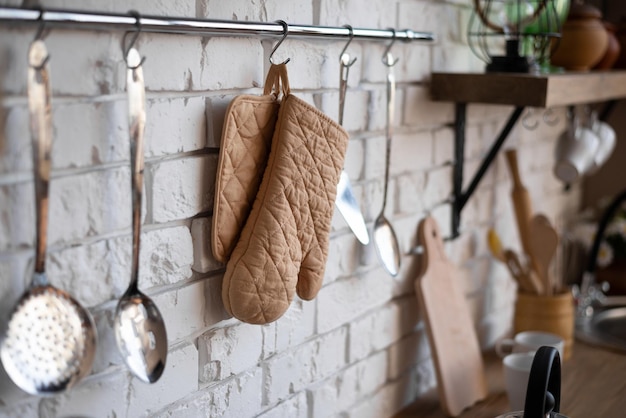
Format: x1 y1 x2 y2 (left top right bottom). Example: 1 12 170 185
0 40 97 396
373 52 401 277
113 48 167 383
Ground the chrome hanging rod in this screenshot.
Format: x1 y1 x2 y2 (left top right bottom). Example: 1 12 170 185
0 7 434 43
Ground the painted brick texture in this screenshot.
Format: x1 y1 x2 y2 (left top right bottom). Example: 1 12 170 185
0 0 581 417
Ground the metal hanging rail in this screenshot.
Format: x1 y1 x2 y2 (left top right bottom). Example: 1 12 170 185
0 7 434 43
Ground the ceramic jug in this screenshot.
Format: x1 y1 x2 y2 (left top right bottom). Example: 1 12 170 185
495 346 569 418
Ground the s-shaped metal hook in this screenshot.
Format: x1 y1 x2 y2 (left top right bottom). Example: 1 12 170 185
340 24 357 67
122 10 146 70
382 28 399 67
269 20 291 65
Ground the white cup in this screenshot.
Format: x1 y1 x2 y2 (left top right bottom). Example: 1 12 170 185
496 331 564 360
554 126 600 184
588 120 616 174
503 352 535 412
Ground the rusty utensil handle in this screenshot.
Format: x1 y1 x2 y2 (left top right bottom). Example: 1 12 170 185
126 48 147 292
28 40 52 275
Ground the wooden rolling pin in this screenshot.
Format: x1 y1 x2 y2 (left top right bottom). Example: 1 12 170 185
504 149 533 258
505 149 544 295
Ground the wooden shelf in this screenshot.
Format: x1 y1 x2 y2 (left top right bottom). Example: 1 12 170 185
430 70 626 108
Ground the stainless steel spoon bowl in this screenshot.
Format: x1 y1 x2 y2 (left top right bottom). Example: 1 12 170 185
113 48 167 383
0 40 97 395
373 52 401 277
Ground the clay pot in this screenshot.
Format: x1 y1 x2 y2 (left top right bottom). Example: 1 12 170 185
551 2 609 71
594 22 620 70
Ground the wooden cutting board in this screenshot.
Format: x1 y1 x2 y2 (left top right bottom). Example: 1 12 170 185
414 217 487 416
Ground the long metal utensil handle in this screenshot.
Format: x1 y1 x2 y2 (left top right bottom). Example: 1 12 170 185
28 40 52 275
338 54 351 126
382 52 395 213
126 48 146 292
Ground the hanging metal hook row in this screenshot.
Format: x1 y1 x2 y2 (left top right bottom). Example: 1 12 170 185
0 6 434 43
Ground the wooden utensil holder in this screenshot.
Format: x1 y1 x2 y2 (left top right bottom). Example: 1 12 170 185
513 291 575 360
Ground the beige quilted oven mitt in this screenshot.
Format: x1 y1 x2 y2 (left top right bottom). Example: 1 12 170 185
211 66 283 263
222 64 349 324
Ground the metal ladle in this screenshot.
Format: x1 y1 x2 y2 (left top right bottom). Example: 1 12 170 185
0 40 97 395
113 48 167 383
373 51 401 277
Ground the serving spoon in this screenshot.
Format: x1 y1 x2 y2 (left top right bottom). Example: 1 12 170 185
373 52 401 277
113 48 167 383
0 40 97 395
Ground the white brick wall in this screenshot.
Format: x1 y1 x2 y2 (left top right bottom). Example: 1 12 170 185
264 327 348 405
308 350 388 416
198 324 263 384
152 155 216 223
0 1 582 417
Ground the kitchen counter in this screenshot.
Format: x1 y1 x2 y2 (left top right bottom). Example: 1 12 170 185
394 341 626 417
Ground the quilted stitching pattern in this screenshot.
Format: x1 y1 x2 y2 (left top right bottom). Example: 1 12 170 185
212 95 279 263
222 93 349 324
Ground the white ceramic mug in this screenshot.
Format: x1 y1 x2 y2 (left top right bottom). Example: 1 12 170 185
496 331 564 359
503 352 535 411
554 126 600 184
588 119 616 174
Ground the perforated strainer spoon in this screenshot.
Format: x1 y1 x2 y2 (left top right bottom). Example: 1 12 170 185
0 40 97 396
113 48 167 383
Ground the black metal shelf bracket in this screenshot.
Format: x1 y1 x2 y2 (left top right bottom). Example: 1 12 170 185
451 103 525 239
